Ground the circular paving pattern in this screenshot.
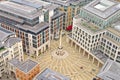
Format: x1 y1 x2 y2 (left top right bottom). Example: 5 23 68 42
33 36 100 80
51 48 69 59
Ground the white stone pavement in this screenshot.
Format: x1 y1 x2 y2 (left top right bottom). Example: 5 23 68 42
25 35 101 80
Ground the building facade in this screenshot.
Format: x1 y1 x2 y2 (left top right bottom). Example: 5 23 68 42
0 0 64 55
100 24 120 62
8 59 40 80
67 0 120 66
43 0 93 29
50 10 64 39
79 0 120 28
0 27 23 77
16 59 40 80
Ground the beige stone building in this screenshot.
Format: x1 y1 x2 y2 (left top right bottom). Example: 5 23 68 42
0 27 23 77
67 0 120 67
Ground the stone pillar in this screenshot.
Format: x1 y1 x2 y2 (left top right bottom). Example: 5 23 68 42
36 50 39 56
88 53 90 59
97 61 100 67
92 57 95 64
41 47 44 53
79 47 81 52
75 44 77 50
44 45 46 52
83 50 85 56
71 41 73 47
66 37 69 43
8 70 11 75
48 41 50 48
0 73 2 78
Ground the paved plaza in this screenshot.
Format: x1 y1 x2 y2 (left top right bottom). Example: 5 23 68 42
25 34 101 80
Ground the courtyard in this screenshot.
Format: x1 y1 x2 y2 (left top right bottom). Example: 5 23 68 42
25 34 101 80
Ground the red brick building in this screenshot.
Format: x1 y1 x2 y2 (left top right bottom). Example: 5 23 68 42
15 59 40 80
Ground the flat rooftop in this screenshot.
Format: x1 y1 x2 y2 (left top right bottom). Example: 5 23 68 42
83 0 120 19
109 22 120 37
18 59 38 73
51 11 64 20
9 59 38 73
15 22 49 35
0 0 57 19
97 59 120 80
35 68 70 80
44 0 84 6
74 16 103 33
8 58 21 67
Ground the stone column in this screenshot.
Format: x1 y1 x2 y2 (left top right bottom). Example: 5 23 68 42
59 30 62 49
71 41 73 47
36 50 39 56
97 61 100 67
92 57 95 64
88 53 90 59
66 37 69 43
79 47 81 52
75 44 77 49
83 50 85 56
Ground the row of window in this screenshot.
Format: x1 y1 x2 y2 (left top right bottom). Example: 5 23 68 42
106 32 120 43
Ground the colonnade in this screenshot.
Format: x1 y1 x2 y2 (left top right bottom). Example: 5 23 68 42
67 37 103 68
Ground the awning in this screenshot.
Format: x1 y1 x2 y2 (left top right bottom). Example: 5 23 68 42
66 25 72 31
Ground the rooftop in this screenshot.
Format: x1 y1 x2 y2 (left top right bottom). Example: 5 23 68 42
74 16 103 33
0 27 14 42
35 68 70 80
4 37 21 48
15 22 49 35
8 58 21 67
51 11 64 20
44 0 84 6
0 0 58 19
97 59 120 80
0 27 21 48
18 59 38 73
109 22 120 37
83 0 120 19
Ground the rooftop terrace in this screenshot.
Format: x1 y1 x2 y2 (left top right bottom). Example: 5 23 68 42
83 0 120 19
109 22 120 37
74 16 103 33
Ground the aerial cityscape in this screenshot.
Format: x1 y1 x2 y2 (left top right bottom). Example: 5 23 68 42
0 0 120 80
